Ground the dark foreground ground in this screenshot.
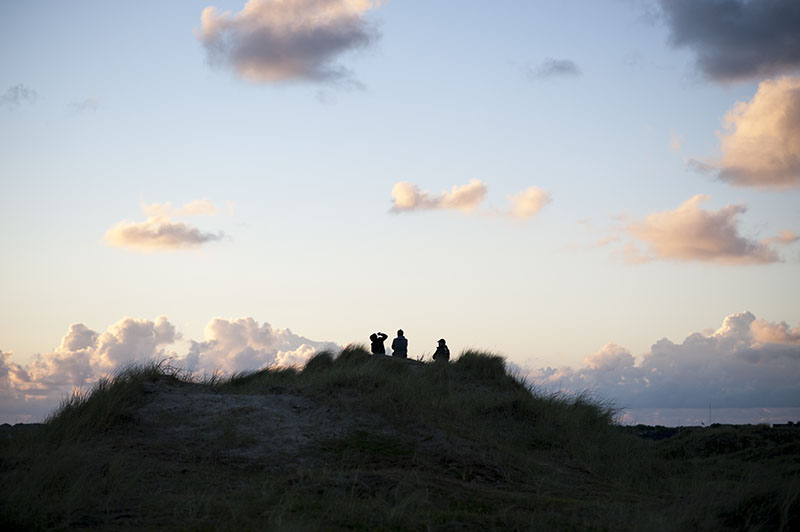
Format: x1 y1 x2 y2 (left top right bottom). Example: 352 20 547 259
1 349 798 531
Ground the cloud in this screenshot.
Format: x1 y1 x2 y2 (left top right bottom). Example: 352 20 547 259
391 180 487 213
695 77 800 189
764 230 800 246
0 316 338 423
105 200 225 252
751 319 800 346
142 199 219 218
507 187 552 219
391 180 550 220
0 317 177 423
658 0 800 82
624 195 780 264
530 311 800 409
185 317 338 373
69 96 100 113
195 0 381 84
1 84 38 109
527 58 581 80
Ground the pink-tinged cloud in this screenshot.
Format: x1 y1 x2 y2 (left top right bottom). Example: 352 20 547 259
391 180 550 220
507 187 551 219
184 317 338 373
0 316 339 424
105 200 225 252
0 317 177 423
695 77 800 188
391 180 488 213
142 199 219 218
530 311 800 410
764 230 800 246
625 195 779 264
751 319 800 346
195 0 380 84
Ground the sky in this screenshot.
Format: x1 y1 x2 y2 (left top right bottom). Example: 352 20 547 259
1 0 799 426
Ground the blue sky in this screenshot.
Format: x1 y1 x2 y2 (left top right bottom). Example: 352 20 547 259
1 0 799 425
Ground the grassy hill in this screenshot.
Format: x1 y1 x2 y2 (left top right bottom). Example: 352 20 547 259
1 347 798 531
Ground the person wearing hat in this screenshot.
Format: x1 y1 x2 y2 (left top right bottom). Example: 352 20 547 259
432 338 450 362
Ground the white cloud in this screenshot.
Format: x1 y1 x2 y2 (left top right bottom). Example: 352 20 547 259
105 199 225 252
624 195 780 264
530 311 800 410
185 317 338 373
195 0 381 84
0 316 338 424
391 180 550 220
694 77 800 188
0 317 177 423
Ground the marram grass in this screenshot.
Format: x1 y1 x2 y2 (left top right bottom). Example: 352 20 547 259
1 348 797 531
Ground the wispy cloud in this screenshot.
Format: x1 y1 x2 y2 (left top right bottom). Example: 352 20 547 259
391 180 550 220
526 58 581 80
658 0 800 82
530 311 800 409
195 0 381 84
623 195 780 265
105 199 225 252
1 84 38 109
69 96 100 113
691 77 800 189
764 230 800 246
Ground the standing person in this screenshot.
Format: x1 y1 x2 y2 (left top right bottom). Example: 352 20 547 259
370 332 388 355
432 339 450 362
391 329 408 358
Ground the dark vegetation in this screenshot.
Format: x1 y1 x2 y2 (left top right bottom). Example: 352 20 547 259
1 347 798 531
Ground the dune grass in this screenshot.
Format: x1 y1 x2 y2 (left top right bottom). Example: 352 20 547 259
1 347 797 530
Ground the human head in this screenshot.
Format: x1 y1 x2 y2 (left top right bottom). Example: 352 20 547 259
438 338 446 345
397 329 404 337
370 333 377 341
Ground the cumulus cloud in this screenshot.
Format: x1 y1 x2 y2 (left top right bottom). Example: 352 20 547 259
530 311 800 410
391 180 550 220
0 317 177 423
1 84 38 109
695 77 800 189
105 199 225 252
751 319 800 346
624 195 780 264
185 317 338 373
0 316 338 424
527 58 581 80
195 0 381 84
658 0 800 82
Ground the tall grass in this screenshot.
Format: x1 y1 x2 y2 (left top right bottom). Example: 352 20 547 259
1 348 797 531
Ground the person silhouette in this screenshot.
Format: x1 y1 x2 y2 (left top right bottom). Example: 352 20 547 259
432 338 450 362
370 332 388 355
391 329 408 358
